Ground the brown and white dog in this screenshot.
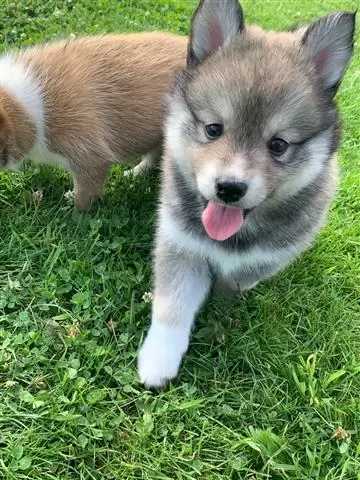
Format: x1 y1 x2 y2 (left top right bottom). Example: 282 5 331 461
0 33 187 207
137 0 356 387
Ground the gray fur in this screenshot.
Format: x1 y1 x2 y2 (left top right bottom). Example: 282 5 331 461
167 157 337 253
188 0 244 67
302 12 356 94
137 1 356 388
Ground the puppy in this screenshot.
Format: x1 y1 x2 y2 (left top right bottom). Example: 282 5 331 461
0 33 187 208
138 0 356 387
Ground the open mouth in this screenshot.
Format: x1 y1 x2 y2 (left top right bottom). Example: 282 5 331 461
201 200 252 241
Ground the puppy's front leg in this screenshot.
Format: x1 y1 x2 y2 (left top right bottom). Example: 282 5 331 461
138 244 211 388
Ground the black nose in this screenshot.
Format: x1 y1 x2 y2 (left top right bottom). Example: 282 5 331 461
216 181 248 204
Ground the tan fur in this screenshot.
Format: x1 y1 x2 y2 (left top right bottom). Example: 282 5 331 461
0 90 37 163
247 25 301 45
0 33 187 207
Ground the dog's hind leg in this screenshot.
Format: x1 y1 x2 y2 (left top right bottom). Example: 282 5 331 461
72 162 110 209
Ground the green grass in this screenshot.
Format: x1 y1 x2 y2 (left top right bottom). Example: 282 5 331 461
0 1 359 478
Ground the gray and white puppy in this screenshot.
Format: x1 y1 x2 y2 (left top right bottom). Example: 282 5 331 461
138 0 356 387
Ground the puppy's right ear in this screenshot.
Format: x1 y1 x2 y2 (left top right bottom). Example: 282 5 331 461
188 0 244 69
302 11 356 96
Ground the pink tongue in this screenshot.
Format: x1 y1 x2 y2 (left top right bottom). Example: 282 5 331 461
202 201 244 241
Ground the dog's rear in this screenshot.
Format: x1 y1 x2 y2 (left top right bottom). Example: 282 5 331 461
138 0 356 387
0 33 187 207
21 34 187 160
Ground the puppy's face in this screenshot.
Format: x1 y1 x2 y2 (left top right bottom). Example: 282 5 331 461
169 34 335 210
165 0 354 240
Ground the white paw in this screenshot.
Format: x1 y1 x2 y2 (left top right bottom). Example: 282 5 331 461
123 165 142 177
124 152 157 177
137 324 189 388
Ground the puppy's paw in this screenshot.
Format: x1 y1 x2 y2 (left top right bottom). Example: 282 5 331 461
123 164 142 177
137 324 189 388
124 152 157 177
137 342 181 388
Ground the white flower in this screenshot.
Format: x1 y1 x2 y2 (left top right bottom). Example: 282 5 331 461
142 292 153 303
53 8 63 17
8 278 21 291
107 320 117 332
64 190 76 204
3 380 17 388
32 189 43 203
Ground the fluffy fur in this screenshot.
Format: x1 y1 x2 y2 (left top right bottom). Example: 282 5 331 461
138 0 356 387
0 33 187 207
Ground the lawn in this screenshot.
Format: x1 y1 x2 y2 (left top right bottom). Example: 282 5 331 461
0 0 359 479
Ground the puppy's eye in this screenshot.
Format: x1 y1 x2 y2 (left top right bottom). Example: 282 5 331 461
205 123 223 139
268 138 289 156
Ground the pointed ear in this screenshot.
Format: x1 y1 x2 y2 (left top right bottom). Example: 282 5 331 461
302 11 356 96
188 0 244 69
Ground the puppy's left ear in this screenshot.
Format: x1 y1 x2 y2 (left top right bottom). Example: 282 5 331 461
188 0 245 69
302 11 356 96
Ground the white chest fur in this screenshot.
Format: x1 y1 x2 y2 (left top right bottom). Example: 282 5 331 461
159 205 297 278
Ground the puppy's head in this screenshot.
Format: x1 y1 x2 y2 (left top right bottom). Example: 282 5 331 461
166 0 355 241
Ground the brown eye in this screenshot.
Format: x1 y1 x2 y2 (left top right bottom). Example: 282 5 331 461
268 138 289 156
205 124 223 139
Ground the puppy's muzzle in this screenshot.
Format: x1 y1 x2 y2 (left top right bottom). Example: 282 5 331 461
216 180 248 204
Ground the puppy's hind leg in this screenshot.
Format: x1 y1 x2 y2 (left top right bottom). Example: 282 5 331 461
72 163 110 209
138 240 212 388
124 150 159 177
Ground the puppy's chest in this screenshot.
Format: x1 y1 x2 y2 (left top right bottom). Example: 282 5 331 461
200 240 292 278
162 209 294 278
